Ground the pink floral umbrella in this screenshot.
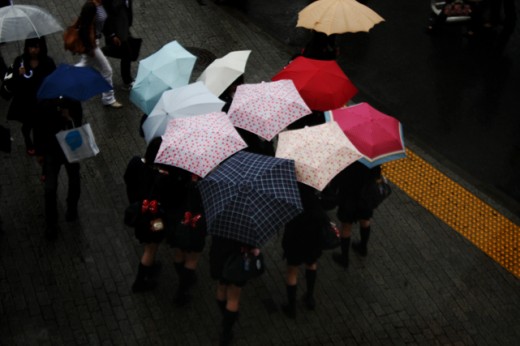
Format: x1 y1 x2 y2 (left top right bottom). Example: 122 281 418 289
227 80 311 141
325 102 406 168
276 122 362 191
154 112 248 177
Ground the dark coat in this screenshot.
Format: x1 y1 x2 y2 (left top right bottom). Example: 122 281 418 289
124 157 189 243
282 183 327 265
33 99 83 159
103 0 133 41
6 55 56 124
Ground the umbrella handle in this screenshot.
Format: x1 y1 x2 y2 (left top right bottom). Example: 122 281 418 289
19 61 33 79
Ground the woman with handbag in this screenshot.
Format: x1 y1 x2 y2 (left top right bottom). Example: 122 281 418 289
33 97 83 240
123 137 185 292
75 0 123 108
331 161 382 268
281 182 328 318
5 37 56 156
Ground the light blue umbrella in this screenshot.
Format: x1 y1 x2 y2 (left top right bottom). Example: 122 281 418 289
129 40 197 115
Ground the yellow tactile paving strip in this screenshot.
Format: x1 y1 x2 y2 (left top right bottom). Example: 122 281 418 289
382 149 519 278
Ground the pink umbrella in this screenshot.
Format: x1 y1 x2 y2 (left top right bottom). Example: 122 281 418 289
325 102 406 168
227 80 311 141
154 112 248 177
276 122 362 191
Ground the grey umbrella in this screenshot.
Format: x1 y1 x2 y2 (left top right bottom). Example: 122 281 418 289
0 4 63 43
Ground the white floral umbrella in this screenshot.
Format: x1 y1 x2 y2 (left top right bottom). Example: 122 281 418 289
276 122 362 191
154 112 247 177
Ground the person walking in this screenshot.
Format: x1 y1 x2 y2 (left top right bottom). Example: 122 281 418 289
103 0 135 90
76 0 123 108
167 173 207 306
33 97 83 240
331 161 382 268
123 137 186 292
281 182 328 318
210 236 262 345
5 37 56 156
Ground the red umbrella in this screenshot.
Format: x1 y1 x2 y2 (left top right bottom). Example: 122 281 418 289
271 56 358 111
325 102 406 168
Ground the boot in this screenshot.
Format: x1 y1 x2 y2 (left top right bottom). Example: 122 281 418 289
303 269 316 310
220 309 238 346
281 284 297 319
332 237 350 268
174 266 191 306
352 226 370 257
132 263 156 293
216 299 227 315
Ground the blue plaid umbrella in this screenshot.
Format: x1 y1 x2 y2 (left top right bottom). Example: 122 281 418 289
37 64 112 101
198 151 303 248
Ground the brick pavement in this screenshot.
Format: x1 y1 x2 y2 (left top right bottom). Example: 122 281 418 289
1 0 520 345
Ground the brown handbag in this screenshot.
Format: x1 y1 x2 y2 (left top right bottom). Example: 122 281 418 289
63 17 94 54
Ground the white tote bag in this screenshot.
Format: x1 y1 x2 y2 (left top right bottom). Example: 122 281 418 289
55 123 100 163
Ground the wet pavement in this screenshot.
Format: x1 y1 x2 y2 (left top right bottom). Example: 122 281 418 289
234 0 520 215
1 0 520 345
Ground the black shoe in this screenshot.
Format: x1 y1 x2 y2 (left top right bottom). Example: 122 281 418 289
281 304 296 319
351 241 368 256
45 224 58 240
303 293 315 310
65 208 78 222
332 253 349 269
132 278 156 293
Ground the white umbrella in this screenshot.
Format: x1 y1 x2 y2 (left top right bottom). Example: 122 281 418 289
196 50 251 97
0 4 63 43
142 81 225 143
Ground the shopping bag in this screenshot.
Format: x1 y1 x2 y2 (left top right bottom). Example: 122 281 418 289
55 123 100 163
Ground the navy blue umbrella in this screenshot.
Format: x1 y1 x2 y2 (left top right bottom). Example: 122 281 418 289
198 151 303 248
37 64 112 101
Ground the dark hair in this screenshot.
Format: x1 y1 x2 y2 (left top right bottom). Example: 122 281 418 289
23 36 48 63
145 137 163 166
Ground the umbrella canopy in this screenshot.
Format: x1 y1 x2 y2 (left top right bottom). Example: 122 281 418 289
198 151 303 247
196 50 251 97
272 56 357 111
37 64 112 101
154 112 247 177
227 80 311 141
130 40 197 114
325 102 406 168
296 0 384 35
142 81 225 143
0 4 63 43
276 122 362 191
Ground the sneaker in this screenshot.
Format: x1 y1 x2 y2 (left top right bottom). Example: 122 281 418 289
121 82 134 91
105 101 123 109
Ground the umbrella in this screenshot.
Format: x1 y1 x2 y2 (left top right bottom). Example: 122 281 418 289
0 4 63 43
296 0 384 35
142 81 226 143
325 102 406 168
227 80 311 141
154 112 247 177
196 50 251 97
276 122 362 191
272 56 357 111
37 64 112 101
198 151 303 247
129 40 197 114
